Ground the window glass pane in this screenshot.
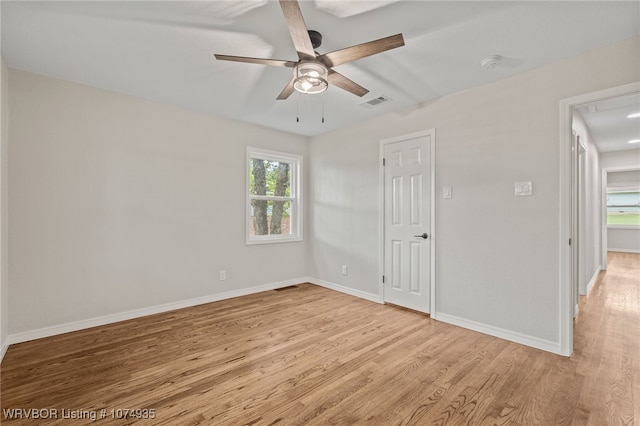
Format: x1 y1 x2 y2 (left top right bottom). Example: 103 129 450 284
249 159 291 197
246 147 301 244
250 200 292 236
607 191 640 226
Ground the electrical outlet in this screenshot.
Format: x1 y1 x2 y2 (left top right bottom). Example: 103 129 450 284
342 265 348 276
219 270 226 281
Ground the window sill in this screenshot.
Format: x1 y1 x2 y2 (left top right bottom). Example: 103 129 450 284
607 225 640 230
246 236 304 245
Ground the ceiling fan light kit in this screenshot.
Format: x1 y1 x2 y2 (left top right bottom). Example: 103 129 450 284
293 61 328 94
213 0 404 101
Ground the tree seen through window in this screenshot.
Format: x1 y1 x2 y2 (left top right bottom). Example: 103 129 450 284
250 159 291 236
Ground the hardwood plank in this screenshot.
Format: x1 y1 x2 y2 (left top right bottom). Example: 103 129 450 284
1 252 639 425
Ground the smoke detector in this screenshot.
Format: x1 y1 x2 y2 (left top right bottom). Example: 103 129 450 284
480 55 502 70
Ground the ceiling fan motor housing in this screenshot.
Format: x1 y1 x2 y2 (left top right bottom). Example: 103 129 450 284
308 30 322 49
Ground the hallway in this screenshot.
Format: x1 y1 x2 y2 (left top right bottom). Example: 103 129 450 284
572 251 640 424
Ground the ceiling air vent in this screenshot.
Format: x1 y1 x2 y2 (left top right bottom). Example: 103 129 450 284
360 95 392 109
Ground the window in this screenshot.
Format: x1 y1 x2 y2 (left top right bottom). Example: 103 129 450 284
246 147 302 244
606 187 640 227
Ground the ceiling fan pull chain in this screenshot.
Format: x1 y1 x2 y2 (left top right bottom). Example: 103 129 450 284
296 92 300 123
321 92 325 123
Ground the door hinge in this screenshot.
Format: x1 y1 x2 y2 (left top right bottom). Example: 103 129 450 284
569 238 572 246
382 275 385 283
382 158 386 166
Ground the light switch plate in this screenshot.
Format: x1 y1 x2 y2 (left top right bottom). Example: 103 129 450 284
515 181 533 197
443 187 452 199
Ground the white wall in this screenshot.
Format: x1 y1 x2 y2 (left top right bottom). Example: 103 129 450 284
608 170 640 184
309 36 640 353
600 150 640 169
572 112 602 293
608 228 640 253
5 35 639 355
8 70 309 336
0 57 8 359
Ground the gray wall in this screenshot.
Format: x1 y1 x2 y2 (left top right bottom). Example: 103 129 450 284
572 112 603 294
4 36 639 356
601 150 640 169
309 37 639 352
1 58 8 357
8 70 310 335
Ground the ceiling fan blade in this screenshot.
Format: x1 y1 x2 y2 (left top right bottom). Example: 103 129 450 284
328 70 369 97
276 77 296 100
279 0 316 60
214 54 296 68
317 33 405 68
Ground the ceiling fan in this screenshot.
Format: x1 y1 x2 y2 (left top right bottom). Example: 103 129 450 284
214 0 405 100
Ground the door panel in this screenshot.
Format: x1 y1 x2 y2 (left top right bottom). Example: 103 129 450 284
383 133 432 313
410 241 421 293
410 175 421 225
391 240 402 289
392 176 402 225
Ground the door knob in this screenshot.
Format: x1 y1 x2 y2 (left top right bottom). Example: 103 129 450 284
414 233 429 239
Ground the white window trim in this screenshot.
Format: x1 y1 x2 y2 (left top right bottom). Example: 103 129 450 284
607 225 640 230
246 147 303 245
606 187 640 229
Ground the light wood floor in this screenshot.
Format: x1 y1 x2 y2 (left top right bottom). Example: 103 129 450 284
1 252 639 425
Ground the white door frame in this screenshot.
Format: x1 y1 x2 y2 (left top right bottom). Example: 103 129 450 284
559 81 640 356
379 129 436 316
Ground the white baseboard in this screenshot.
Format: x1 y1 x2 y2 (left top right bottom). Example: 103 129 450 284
306 277 383 304
3 278 567 359
7 278 305 346
586 266 602 296
0 338 8 363
608 248 640 253
435 312 563 355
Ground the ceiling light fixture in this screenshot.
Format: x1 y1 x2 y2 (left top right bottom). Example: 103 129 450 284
629 139 640 144
627 112 640 118
293 62 328 95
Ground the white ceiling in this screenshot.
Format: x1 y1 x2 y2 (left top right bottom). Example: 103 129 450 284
2 1 639 137
575 93 640 153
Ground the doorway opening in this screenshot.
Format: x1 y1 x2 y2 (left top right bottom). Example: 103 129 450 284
601 166 640 267
559 81 640 356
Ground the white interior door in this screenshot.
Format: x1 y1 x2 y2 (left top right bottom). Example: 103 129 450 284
382 131 434 313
